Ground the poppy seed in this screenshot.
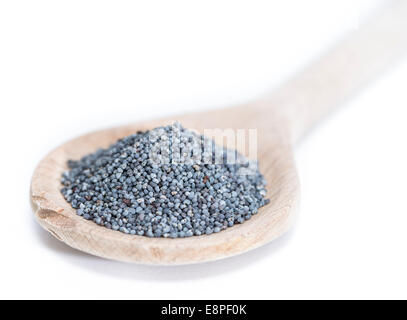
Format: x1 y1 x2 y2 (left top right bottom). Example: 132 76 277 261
61 123 269 238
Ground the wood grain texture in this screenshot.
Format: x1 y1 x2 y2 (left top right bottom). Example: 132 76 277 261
30 0 407 264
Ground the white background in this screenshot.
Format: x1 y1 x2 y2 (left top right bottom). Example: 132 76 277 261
1 0 406 299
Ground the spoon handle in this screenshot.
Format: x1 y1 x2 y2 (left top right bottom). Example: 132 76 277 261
259 0 407 142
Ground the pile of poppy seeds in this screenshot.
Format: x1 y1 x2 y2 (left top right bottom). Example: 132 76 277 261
61 123 269 238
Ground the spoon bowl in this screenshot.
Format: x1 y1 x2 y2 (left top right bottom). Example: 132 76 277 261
31 108 300 264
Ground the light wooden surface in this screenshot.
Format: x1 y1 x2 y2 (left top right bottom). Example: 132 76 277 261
30 0 407 265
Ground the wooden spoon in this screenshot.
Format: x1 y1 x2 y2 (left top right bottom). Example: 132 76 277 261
31 1 407 265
